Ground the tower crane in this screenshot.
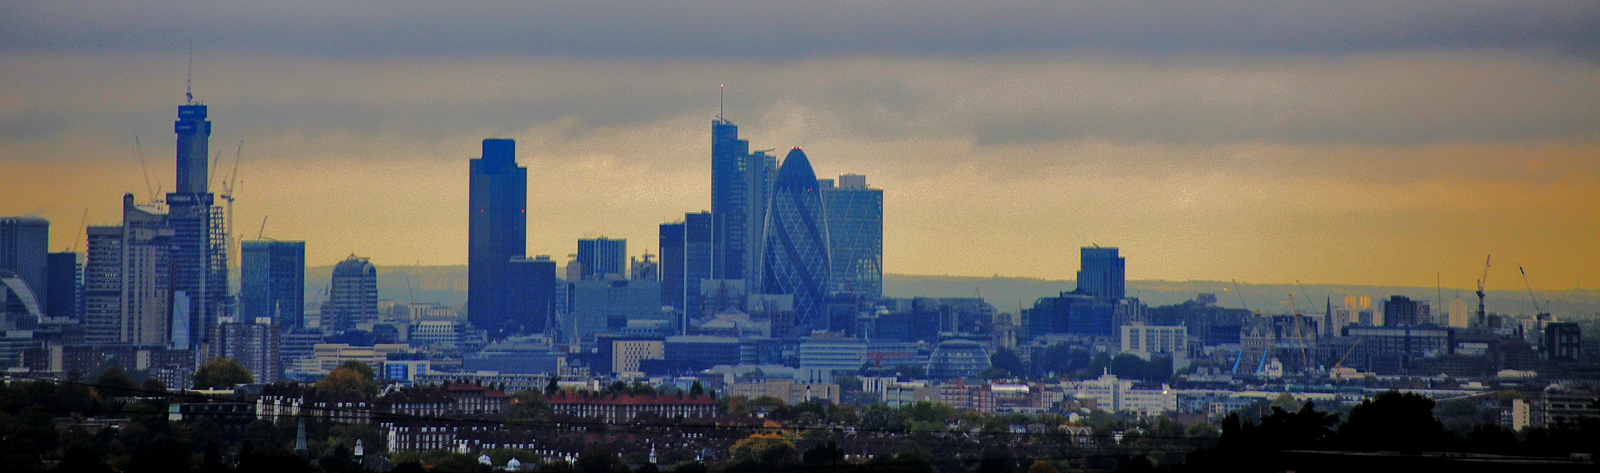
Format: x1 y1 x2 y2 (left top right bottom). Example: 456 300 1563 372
1519 264 1551 321
1330 338 1363 381
219 141 243 269
1289 293 1309 371
1475 255 1491 326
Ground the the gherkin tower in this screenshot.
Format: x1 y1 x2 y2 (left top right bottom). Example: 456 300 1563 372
762 147 831 329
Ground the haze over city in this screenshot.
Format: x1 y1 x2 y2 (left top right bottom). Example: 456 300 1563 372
4 1 1598 291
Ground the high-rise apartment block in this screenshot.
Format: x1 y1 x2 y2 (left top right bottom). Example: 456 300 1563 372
241 240 306 328
1077 247 1126 300
819 174 883 299
83 195 175 345
207 315 282 383
467 139 528 340
323 255 378 332
576 238 626 281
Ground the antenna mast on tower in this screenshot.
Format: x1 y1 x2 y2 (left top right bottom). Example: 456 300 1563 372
718 84 724 120
186 41 194 103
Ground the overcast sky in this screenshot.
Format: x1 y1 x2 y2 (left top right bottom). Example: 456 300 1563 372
2 1 1597 291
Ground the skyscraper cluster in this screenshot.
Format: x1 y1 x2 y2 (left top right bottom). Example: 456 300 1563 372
657 113 884 336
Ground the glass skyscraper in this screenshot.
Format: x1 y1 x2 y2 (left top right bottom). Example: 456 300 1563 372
468 139 527 340
576 238 626 280
710 118 775 285
659 211 712 313
819 174 883 299
1077 247 1126 300
762 148 831 330
240 240 305 328
167 103 228 349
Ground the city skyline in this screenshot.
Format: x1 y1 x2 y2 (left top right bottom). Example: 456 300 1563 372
3 2 1599 292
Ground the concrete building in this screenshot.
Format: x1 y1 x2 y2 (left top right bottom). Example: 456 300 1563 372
798 336 867 373
206 315 282 383
726 378 841 404
323 255 378 332
83 195 174 346
1120 324 1189 369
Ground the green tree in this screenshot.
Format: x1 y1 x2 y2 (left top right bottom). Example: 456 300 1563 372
545 375 560 395
193 357 255 389
508 390 547 420
1269 392 1300 412
1109 353 1147 380
990 348 1026 378
1339 390 1448 453
689 380 704 396
94 367 137 398
335 360 376 381
315 367 377 398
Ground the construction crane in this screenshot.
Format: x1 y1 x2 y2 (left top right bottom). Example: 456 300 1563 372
1476 255 1491 327
1288 293 1310 371
1331 338 1364 381
1519 264 1551 321
133 133 157 204
218 141 244 269
1232 279 1255 315
70 208 88 253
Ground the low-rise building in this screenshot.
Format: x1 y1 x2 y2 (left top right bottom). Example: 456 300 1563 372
544 392 717 423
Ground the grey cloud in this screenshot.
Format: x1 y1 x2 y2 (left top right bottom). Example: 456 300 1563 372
0 107 74 141
3 1 1597 59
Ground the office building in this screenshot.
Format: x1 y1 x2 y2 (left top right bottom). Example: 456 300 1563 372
468 139 528 341
1120 324 1189 369
324 255 378 332
45 251 79 320
166 103 229 350
564 278 661 344
1077 247 1125 300
576 238 626 281
1025 292 1116 338
710 118 776 284
761 148 832 330
0 217 49 315
659 212 713 314
503 256 558 336
1383 295 1420 326
926 339 991 379
819 174 883 299
241 240 306 328
1543 322 1581 362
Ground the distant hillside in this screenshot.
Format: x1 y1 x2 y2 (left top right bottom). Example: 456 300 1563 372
301 265 1600 319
